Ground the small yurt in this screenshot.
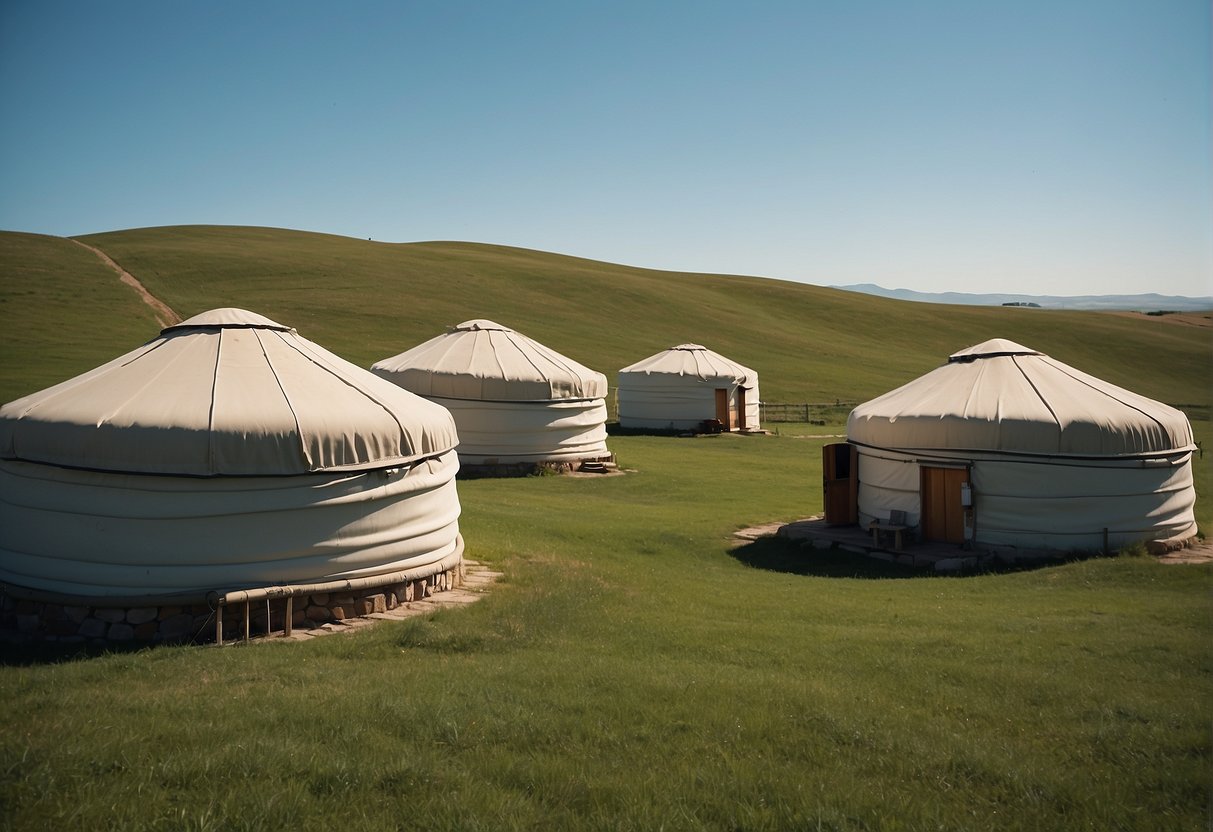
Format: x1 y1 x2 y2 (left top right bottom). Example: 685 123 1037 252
617 344 760 432
0 309 463 602
841 338 1198 551
371 319 610 467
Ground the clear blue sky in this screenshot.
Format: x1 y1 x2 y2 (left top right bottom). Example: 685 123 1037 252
1 0 1209 296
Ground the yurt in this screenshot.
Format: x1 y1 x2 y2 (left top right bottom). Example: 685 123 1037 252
837 338 1197 552
371 319 611 468
617 344 760 432
0 309 464 617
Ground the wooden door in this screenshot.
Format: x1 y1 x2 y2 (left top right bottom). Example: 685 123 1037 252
823 443 858 525
736 388 747 430
715 388 730 429
921 467 968 543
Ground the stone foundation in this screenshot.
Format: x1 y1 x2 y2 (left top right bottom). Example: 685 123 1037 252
0 565 464 647
1145 534 1201 556
459 455 616 479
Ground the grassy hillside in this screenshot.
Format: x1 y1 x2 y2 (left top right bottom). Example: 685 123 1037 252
19 225 1199 413
0 232 161 401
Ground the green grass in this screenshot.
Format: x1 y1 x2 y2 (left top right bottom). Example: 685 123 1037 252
0 232 160 400
0 226 1210 829
33 225 1208 412
1 433 1209 831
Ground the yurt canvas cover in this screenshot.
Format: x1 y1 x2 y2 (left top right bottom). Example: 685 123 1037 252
617 344 760 431
846 338 1197 550
371 319 610 465
0 308 463 598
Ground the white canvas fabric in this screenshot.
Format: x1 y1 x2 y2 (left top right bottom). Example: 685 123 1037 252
371 319 607 401
431 397 609 465
0 309 464 598
848 339 1198 550
617 345 760 430
372 320 610 464
0 452 462 597
849 338 1193 456
0 308 459 476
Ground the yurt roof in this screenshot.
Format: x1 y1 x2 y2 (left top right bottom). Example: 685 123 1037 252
0 308 458 476
619 344 758 386
848 338 1194 457
371 319 607 402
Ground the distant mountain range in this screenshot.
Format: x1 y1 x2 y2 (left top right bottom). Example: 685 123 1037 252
831 283 1213 312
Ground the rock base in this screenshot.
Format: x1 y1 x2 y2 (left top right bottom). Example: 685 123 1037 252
460 455 616 479
0 565 465 647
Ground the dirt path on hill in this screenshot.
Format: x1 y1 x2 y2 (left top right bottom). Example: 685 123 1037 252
72 239 182 328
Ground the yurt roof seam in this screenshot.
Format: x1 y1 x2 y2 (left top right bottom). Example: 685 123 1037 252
207 330 222 473
102 337 191 427
540 339 603 387
959 362 985 421
1011 355 1063 447
488 331 513 382
526 338 574 382
1042 355 1177 441
286 331 421 460
434 332 472 375
9 339 160 424
258 328 313 470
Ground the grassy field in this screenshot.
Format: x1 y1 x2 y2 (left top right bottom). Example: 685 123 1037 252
0 227 1210 830
2 433 1209 831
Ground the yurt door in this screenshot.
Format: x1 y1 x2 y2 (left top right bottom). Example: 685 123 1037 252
921 466 968 543
715 389 731 430
822 443 858 525
736 388 747 430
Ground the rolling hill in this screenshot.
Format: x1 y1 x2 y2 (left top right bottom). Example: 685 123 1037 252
2 225 1209 413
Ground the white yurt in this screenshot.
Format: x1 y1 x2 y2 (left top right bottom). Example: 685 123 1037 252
617 344 760 431
845 338 1198 551
371 319 610 467
0 308 463 599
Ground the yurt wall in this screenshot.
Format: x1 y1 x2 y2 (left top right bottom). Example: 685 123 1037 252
617 344 760 432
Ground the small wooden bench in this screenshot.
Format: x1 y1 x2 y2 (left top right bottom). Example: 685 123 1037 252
868 510 910 551
873 523 912 550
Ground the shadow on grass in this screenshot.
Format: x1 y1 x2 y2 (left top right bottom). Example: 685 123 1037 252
731 536 926 580
605 422 694 438
732 535 1108 580
0 639 169 667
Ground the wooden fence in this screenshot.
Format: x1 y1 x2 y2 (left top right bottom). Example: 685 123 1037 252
759 402 857 423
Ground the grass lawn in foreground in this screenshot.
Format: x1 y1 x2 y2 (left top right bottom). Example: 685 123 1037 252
2 431 1208 831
